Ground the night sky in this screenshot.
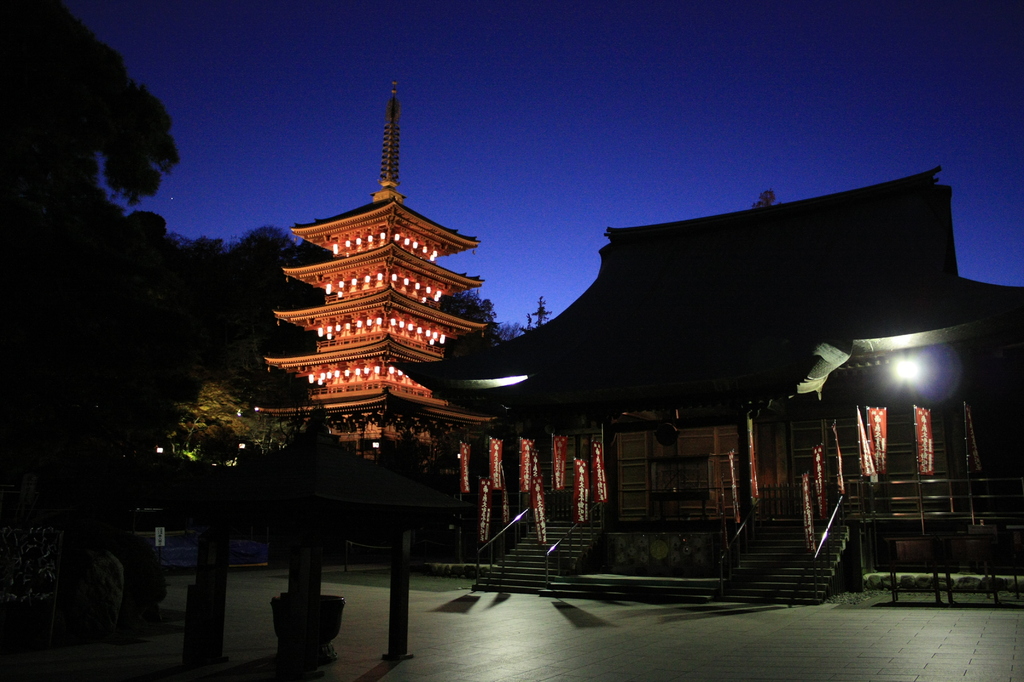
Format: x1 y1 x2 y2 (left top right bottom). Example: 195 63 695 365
63 1 1023 326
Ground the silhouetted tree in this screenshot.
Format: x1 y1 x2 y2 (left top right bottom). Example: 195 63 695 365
752 189 777 208
0 1 193 488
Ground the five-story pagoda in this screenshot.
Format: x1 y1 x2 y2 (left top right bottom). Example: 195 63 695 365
266 84 491 457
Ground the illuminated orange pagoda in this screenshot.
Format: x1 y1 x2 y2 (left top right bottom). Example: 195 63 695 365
266 84 491 457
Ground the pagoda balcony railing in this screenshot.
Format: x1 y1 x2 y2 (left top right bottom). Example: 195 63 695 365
315 332 445 355
324 281 445 307
309 382 433 401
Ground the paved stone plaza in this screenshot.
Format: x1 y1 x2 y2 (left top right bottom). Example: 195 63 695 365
3 565 1022 682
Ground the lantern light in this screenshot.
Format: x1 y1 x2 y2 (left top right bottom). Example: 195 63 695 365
391 273 397 281
333 244 339 255
394 234 401 241
380 232 386 240
367 234 373 243
403 277 409 285
404 238 410 246
308 374 315 383
356 237 361 246
376 317 382 326
412 241 418 249
440 334 446 344
345 240 351 248
317 327 324 337
351 278 357 287
364 275 371 283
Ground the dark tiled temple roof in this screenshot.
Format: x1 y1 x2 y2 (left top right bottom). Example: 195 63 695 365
403 169 1024 411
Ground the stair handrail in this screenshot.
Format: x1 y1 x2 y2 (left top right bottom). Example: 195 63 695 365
544 502 603 588
718 497 760 596
476 508 530 590
813 494 846 603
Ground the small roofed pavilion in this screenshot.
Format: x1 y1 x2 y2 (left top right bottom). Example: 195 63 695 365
166 419 471 677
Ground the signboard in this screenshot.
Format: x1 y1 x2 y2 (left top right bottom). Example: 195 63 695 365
154 526 166 548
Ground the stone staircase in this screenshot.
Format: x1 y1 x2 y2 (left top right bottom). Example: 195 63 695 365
474 519 598 594
722 520 849 605
540 575 718 604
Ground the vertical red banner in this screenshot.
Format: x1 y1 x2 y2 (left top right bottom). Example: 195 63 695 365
459 442 471 494
867 407 888 474
489 437 503 490
914 406 935 475
530 450 547 544
965 403 982 473
552 435 568 490
831 422 845 495
573 459 590 523
728 450 740 523
497 465 510 525
747 414 760 499
801 472 816 553
477 477 492 544
519 438 534 492
812 444 826 519
856 407 877 477
591 440 608 503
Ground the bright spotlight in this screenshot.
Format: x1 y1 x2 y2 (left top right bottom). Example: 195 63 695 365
895 359 920 380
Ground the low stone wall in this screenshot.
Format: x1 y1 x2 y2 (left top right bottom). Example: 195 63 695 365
863 572 1016 591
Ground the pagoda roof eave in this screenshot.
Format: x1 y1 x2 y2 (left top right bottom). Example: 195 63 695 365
266 337 444 369
282 243 483 289
292 199 479 250
272 290 488 333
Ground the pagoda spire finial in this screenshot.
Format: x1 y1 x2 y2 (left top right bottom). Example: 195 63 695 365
372 81 405 203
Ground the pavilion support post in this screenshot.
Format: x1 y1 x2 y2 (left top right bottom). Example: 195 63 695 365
383 527 413 661
182 525 229 666
276 541 324 680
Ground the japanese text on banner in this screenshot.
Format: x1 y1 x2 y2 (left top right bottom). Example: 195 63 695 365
812 444 826 520
573 459 590 523
867 407 887 474
489 437 503 490
552 435 568 490
477 477 492 544
914 406 935 475
591 440 608 503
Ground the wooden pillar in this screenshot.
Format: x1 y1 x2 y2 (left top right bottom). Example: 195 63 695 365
383 527 413 661
276 541 323 680
182 526 229 666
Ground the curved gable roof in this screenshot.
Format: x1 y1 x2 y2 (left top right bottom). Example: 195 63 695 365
404 169 1024 410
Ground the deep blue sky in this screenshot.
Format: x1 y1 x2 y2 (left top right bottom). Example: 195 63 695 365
64 1 1023 326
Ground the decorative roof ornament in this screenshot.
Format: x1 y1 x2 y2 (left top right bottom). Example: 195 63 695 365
372 81 405 203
